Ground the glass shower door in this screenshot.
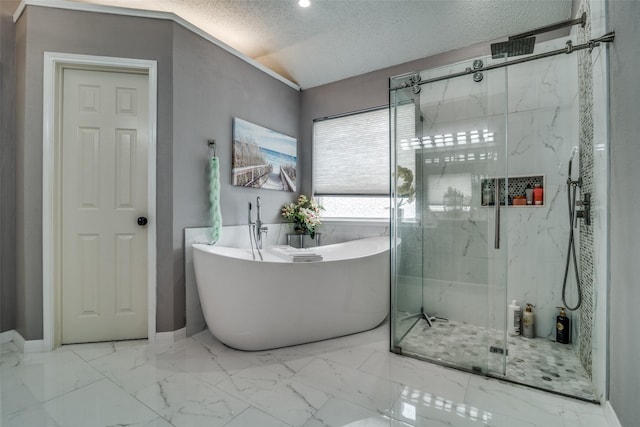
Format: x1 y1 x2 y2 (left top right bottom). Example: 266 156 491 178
391 58 508 376
390 84 423 346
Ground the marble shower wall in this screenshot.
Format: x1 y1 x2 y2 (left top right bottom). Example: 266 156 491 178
408 38 581 340
504 37 580 340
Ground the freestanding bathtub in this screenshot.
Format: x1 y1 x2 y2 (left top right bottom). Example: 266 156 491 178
192 236 390 351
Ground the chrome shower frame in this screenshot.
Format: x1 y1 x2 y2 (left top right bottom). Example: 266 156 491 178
390 33 615 92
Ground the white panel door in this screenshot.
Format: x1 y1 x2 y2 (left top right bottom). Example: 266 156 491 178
61 68 149 343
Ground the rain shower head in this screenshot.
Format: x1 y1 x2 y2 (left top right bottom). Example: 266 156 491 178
490 37 536 59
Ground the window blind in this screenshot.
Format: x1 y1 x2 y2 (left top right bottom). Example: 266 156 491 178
313 108 390 195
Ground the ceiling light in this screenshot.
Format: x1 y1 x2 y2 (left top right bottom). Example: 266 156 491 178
298 0 311 7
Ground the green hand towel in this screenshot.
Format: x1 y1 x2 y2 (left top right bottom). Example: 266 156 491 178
209 157 222 242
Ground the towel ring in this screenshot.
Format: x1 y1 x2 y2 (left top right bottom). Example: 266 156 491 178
207 139 216 157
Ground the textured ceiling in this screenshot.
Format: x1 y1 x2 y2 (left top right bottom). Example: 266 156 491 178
69 0 573 89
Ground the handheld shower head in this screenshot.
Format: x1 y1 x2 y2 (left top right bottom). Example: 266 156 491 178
569 146 578 161
568 147 578 178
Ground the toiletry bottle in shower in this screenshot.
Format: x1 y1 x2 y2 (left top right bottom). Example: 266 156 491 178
556 307 570 344
533 183 543 205
525 184 533 205
508 300 521 336
482 182 493 206
522 303 535 338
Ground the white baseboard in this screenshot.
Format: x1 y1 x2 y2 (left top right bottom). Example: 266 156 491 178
3 328 187 352
154 327 187 345
1 330 46 353
605 401 623 427
0 330 14 344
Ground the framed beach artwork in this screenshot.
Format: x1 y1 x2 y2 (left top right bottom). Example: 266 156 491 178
231 117 297 192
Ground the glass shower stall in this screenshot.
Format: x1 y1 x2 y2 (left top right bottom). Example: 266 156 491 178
390 57 509 377
389 30 609 402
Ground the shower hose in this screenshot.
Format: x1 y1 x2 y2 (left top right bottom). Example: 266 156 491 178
562 180 583 311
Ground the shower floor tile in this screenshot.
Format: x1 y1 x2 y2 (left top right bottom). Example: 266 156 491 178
399 318 597 401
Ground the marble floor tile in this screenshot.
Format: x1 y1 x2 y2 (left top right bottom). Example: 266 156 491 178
62 339 148 362
294 357 405 415
153 338 235 377
0 322 611 427
0 345 21 372
567 409 610 427
42 378 159 427
0 380 40 416
199 343 276 373
391 385 539 427
143 417 174 427
279 354 317 374
87 345 175 394
302 397 395 427
134 372 249 427
226 344 317 375
11 349 104 402
1 403 60 427
225 407 292 427
216 365 329 426
360 350 471 402
317 345 378 370
194 329 318 374
464 376 596 427
299 326 389 356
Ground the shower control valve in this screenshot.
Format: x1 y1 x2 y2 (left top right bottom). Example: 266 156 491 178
576 193 591 226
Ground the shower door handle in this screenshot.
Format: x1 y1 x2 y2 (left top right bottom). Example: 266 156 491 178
494 178 500 249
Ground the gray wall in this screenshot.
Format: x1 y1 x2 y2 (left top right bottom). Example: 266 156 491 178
13 5 299 338
0 0 20 333
607 1 640 425
171 24 300 329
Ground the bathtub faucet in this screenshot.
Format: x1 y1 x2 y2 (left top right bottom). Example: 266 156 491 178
255 197 268 249
249 197 268 250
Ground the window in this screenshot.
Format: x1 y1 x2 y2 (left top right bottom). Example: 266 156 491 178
316 195 390 219
313 107 390 196
313 107 390 219
313 105 417 219
312 107 390 219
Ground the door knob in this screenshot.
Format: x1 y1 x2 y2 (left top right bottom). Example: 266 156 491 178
137 216 148 226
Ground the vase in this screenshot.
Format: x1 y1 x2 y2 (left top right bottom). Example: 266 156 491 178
294 225 306 235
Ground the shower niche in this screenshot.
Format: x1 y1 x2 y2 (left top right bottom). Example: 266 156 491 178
390 29 604 403
480 175 545 206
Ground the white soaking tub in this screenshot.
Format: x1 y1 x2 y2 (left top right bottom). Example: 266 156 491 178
192 236 390 351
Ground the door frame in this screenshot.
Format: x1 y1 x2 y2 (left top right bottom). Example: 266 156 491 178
43 52 158 350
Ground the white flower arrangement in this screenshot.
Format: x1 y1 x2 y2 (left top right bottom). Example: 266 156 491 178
281 195 323 238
